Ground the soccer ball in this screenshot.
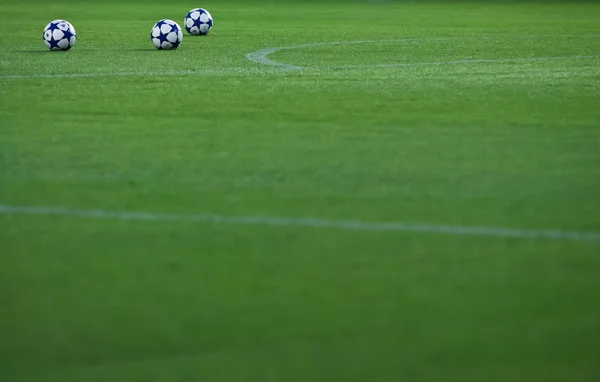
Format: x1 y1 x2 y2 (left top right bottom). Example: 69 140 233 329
43 20 76 51
150 19 183 50
184 8 213 35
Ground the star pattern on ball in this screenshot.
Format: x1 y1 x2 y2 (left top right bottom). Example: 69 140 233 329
48 35 62 49
195 19 210 28
157 29 171 45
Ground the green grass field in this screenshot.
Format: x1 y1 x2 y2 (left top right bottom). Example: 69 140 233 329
1 0 600 381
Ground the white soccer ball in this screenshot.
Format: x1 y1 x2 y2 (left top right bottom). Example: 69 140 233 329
184 8 213 36
150 19 183 50
43 20 76 51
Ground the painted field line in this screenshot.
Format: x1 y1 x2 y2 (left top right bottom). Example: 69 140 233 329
0 67 271 80
1 204 599 243
245 37 600 70
246 38 454 69
330 55 600 69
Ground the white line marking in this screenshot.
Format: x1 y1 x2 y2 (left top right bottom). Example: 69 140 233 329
0 67 274 80
245 38 600 70
329 55 600 69
1 204 599 243
245 38 454 69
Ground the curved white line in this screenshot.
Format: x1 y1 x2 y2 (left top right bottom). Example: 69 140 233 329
245 38 454 69
245 38 600 70
1 204 600 243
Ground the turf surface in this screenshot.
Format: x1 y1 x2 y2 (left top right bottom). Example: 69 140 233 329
1 0 600 381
